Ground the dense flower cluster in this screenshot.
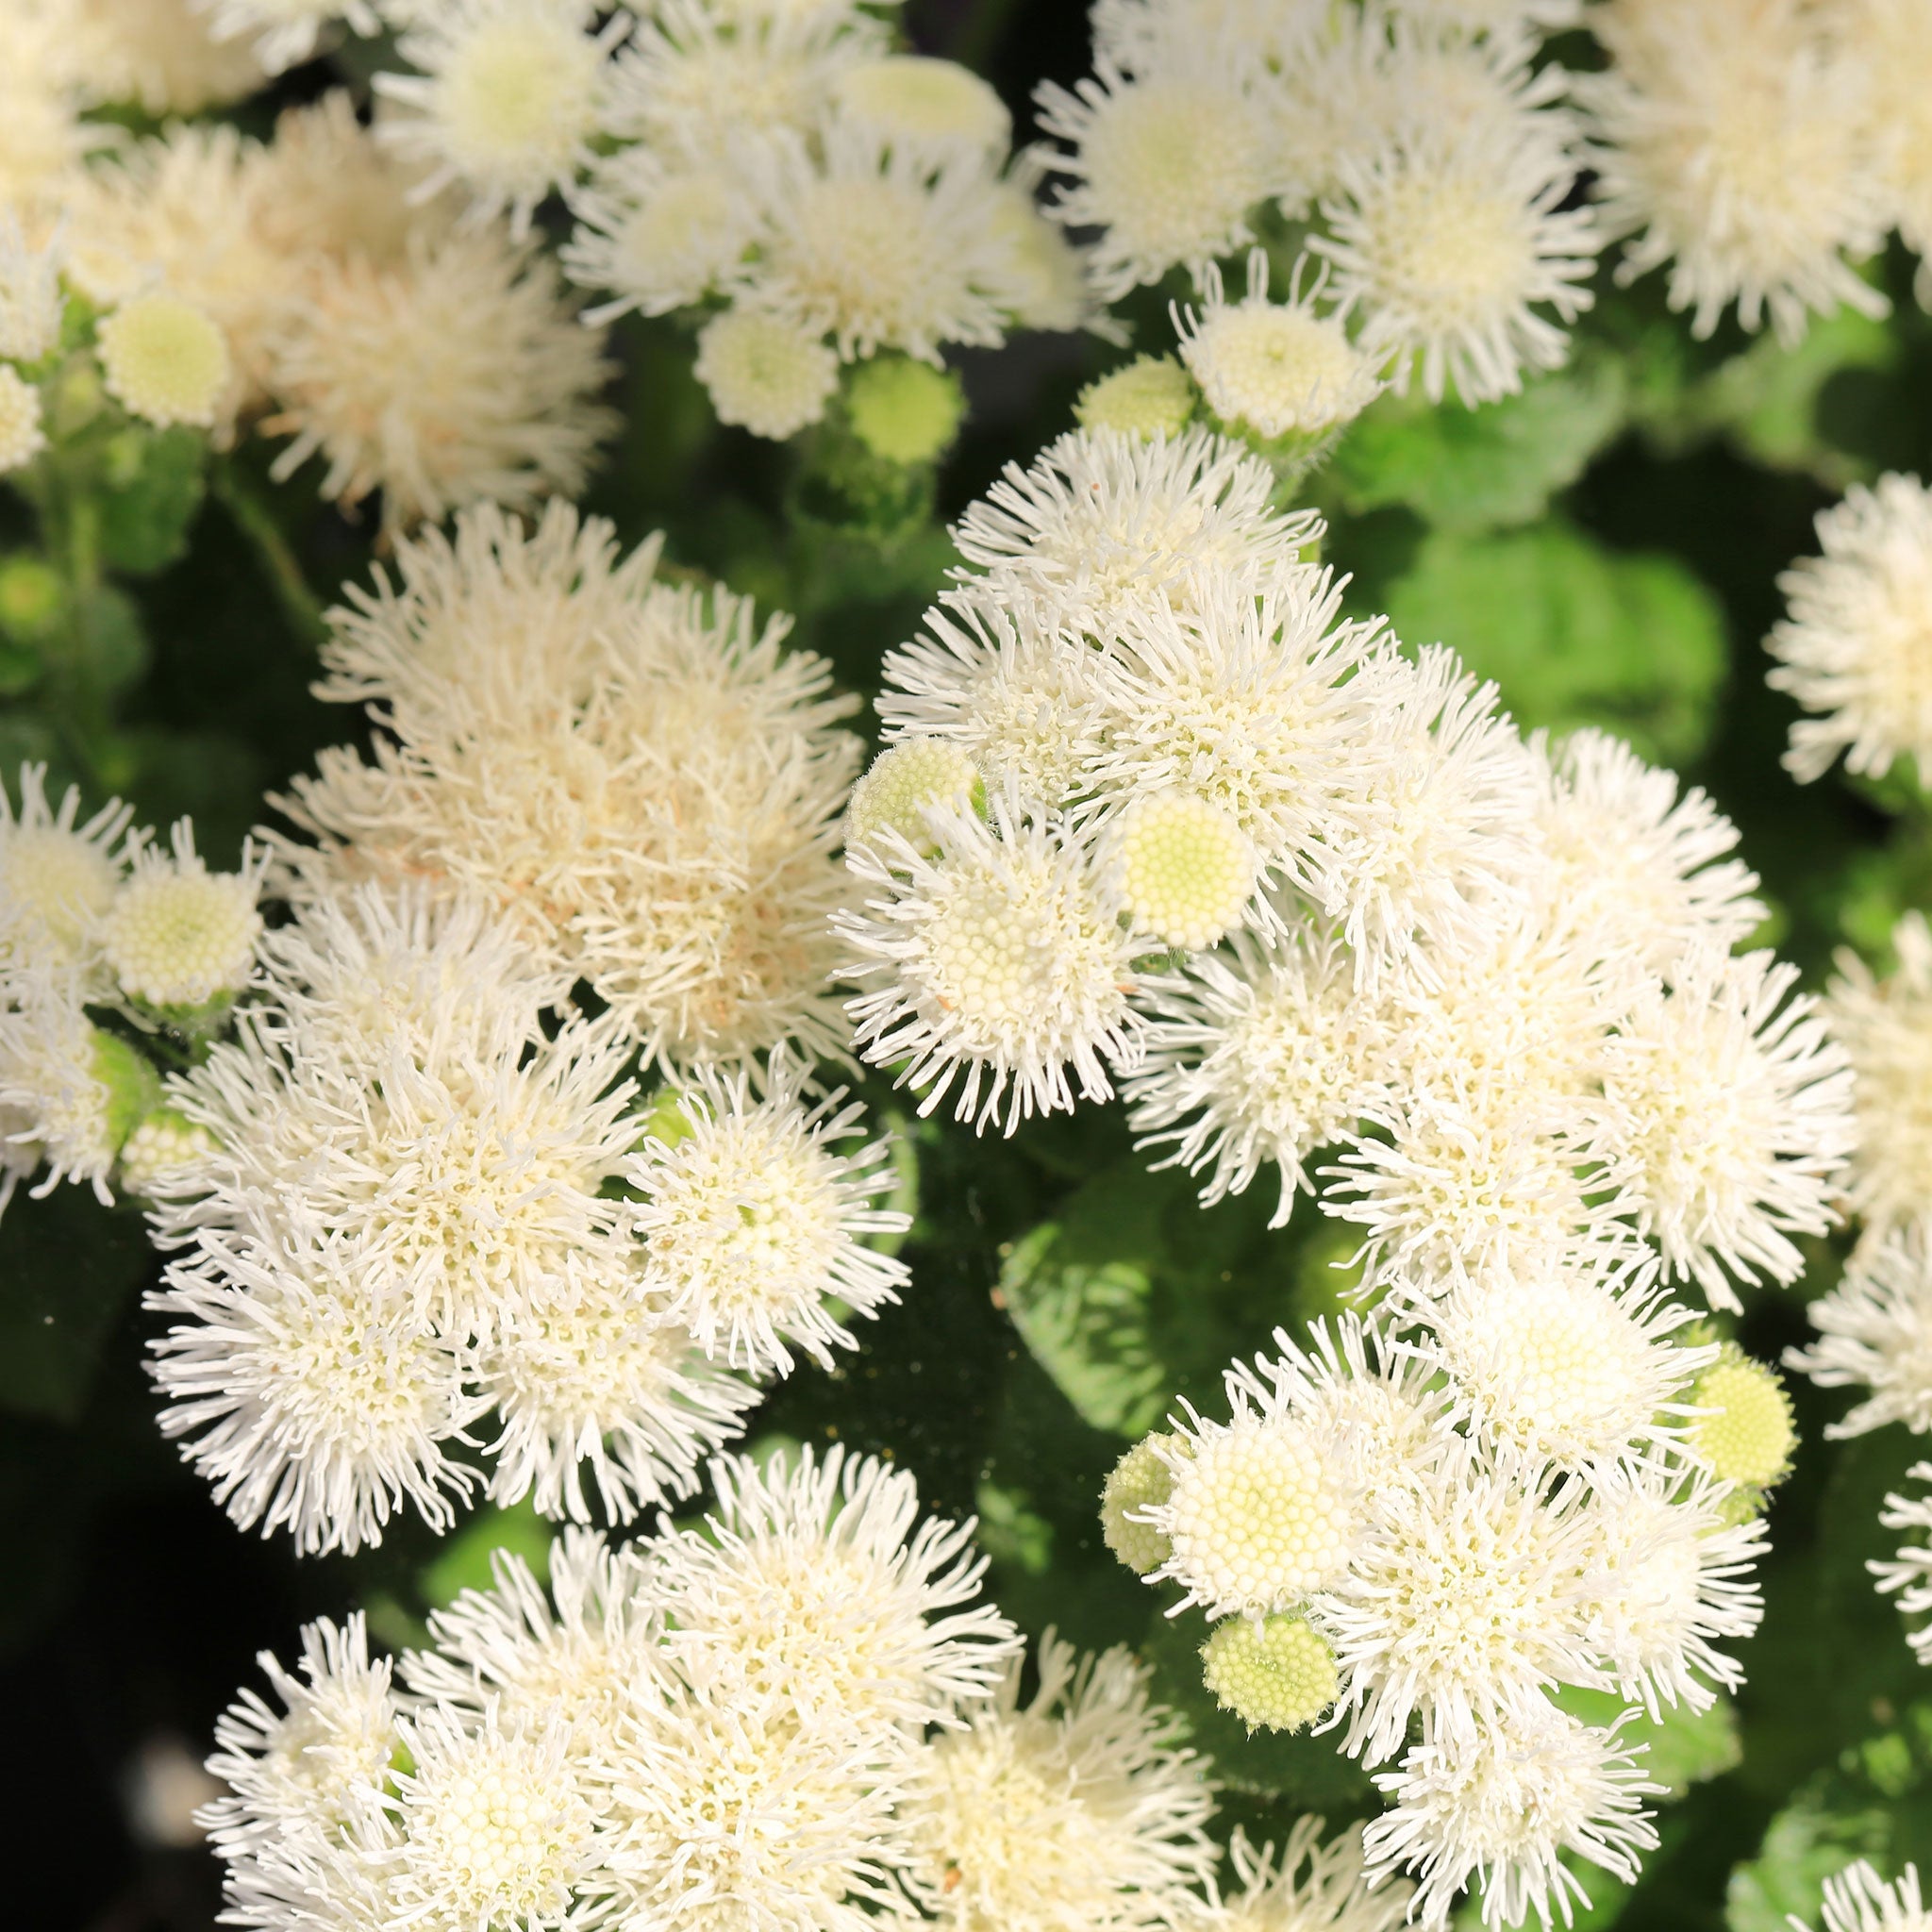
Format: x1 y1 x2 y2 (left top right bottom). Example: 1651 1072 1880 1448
197 1448 1326 1932
0 762 260 1210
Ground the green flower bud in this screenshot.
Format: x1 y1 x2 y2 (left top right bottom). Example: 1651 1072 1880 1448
1101 1433 1179 1575
845 357 965 467
1074 356 1194 441
1200 1613 1337 1734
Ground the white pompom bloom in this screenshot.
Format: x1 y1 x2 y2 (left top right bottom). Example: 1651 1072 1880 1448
1107 791 1257 951
1035 57 1277 299
900 1633 1218 1932
1572 1468 1766 1717
1174 250 1385 442
1855 0 1932 306
1311 122 1598 406
1124 926 1398 1225
647 1446 1017 1732
0 213 63 362
1794 1860 1932 1932
145 1234 487 1557
100 821 263 1009
563 148 753 321
1211 1820 1411 1932
387 1706 604 1932
200 1612 401 1858
376 0 628 237
692 306 840 441
830 55 1011 165
1767 474 1932 788
838 792 1143 1136
191 0 375 74
945 426 1319 638
1874 1469 1932 1666
1788 1224 1932 1439
1600 944 1855 1309
0 368 45 475
1 763 135 975
1318 1445 1601 1763
1362 1704 1659 1932
626 1068 909 1375
1144 1379 1360 1621
1581 0 1890 345
1419 1260 1712 1477
96 290 233 428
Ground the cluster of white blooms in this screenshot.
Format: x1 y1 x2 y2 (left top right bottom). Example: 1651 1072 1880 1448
0 762 262 1212
198 1448 1315 1932
5 91 613 525
1036 0 1597 407
1766 473 1932 791
1104 1307 1790 1930
559 0 1090 442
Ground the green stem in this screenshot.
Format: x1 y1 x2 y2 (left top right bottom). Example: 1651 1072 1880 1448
211 460 328 648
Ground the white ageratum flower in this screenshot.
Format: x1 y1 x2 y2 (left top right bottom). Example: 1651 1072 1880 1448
1034 56 1278 299
0 213 63 362
725 125 1021 363
944 426 1319 637
1875 1470 1932 1665
1319 1445 1600 1764
1767 474 1932 788
1143 1377 1360 1621
99 820 263 1009
838 792 1143 1136
563 148 754 321
1124 926 1398 1225
648 1446 1017 1731
1600 944 1855 1309
830 55 1011 166
1788 1224 1932 1439
0 368 45 475
376 0 629 237
901 1634 1218 1932
1573 1468 1767 1717
1174 251 1384 442
1419 1260 1712 1476
692 306 840 441
625 1067 909 1375
0 964 142 1205
1792 1861 1932 1932
1211 1820 1411 1932
1311 120 1598 406
265 227 616 530
1362 1704 1660 1932
190 0 375 75
96 291 233 428
1581 0 1890 345
200 1612 401 1857
1106 790 1257 951
0 763 134 974
387 1706 603 1932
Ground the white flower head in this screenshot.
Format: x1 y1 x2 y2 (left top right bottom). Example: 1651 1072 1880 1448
1362 1703 1660 1931
902 1632 1218 1932
1 763 136 974
1213 1818 1411 1932
101 819 263 1009
1768 474 1932 788
626 1064 909 1375
0 367 44 474
97 290 232 429
693 305 840 441
0 965 135 1205
1789 1223 1932 1439
1124 925 1398 1226
830 55 1011 165
838 791 1143 1136
649 1444 1018 1733
0 212 63 362
1795 1860 1932 1932
1174 250 1386 442
564 148 755 322
375 0 629 238
1874 1466 1932 1666
191 0 375 74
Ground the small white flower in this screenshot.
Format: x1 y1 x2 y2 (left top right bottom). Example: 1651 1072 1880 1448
100 820 263 1009
564 148 753 321
97 290 232 428
1767 474 1932 788
692 305 840 441
1210 1819 1412 1932
830 55 1011 165
1794 1860 1932 1932
0 366 46 474
1788 1223 1932 1439
191 0 375 75
1 763 135 976
0 212 62 362
1874 1468 1932 1666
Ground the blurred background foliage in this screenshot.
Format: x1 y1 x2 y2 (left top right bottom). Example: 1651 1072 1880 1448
10 3 1932 1927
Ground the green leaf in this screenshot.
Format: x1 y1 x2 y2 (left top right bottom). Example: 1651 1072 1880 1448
1725 1771 1893 1932
1326 356 1627 533
1379 519 1727 767
0 1188 151 1423
419 1498 555 1610
97 425 208 575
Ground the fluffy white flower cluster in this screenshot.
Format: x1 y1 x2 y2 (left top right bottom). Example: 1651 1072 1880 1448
142 882 908 1554
845 425 1854 1317
0 762 260 1211
560 0 1090 441
278 498 859 1069
1036 0 1596 406
7 92 613 525
199 1448 1304 1932
1105 1307 1787 1930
